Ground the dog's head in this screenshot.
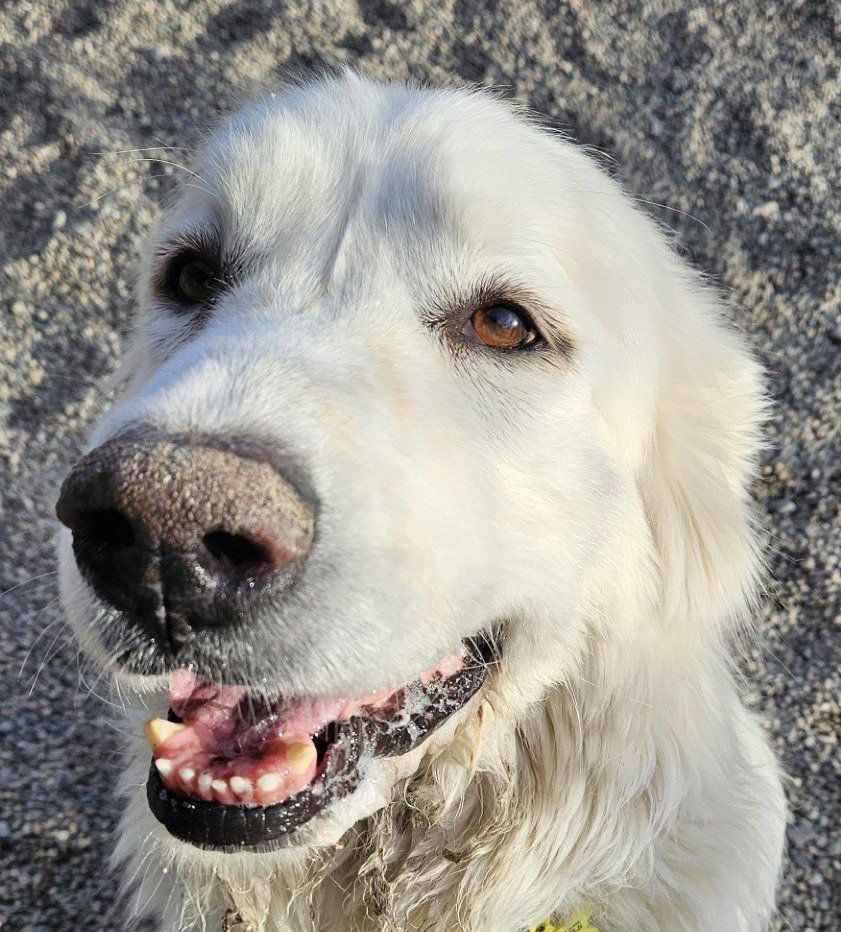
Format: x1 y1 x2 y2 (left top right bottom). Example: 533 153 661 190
56 75 765 856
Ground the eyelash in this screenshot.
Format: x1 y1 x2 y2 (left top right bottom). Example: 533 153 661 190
426 287 550 355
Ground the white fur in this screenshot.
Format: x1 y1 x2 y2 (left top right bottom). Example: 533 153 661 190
58 74 786 930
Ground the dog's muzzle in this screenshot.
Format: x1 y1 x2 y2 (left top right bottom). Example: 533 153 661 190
57 428 498 850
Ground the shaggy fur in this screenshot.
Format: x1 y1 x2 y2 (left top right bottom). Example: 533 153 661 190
58 74 786 930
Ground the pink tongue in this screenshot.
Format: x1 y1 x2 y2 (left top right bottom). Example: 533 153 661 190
169 669 261 757
168 669 393 757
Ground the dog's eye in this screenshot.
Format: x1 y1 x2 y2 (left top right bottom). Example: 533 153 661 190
463 304 541 350
166 254 219 306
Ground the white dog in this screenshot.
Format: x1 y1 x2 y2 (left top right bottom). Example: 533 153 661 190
56 74 786 931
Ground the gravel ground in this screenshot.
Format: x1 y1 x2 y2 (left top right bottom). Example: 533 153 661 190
0 1 838 929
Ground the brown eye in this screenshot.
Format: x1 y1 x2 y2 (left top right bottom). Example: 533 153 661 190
166 255 218 306
463 304 541 350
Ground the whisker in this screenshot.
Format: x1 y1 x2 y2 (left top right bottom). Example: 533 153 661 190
27 623 74 698
29 369 112 395
0 569 59 600
76 663 124 710
629 194 712 235
76 173 171 209
124 834 162 920
18 533 64 569
119 156 215 198
18 603 66 678
93 145 190 156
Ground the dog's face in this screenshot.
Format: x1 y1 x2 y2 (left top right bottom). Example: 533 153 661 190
57 77 679 853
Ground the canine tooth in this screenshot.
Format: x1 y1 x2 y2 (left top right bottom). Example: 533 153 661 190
143 718 185 749
198 773 213 791
179 767 195 782
230 776 251 794
286 740 316 775
155 758 173 776
257 772 281 793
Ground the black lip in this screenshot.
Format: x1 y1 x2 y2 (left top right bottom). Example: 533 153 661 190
147 718 363 851
146 643 493 851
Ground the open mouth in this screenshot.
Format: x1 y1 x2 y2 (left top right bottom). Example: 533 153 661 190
145 634 496 850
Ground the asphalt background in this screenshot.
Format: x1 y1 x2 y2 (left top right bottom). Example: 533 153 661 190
0 1 838 929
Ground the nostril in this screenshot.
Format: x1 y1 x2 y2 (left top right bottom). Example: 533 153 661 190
202 530 275 582
74 508 136 550
57 434 316 637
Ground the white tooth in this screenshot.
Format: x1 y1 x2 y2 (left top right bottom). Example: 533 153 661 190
198 773 213 791
211 779 228 793
230 776 251 794
155 758 173 776
179 767 195 782
257 772 281 793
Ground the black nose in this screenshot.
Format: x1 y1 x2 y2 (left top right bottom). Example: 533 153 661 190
56 433 315 653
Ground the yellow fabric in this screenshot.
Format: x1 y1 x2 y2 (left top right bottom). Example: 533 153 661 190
528 905 599 932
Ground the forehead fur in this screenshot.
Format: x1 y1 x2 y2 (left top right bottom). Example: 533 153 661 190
184 75 588 273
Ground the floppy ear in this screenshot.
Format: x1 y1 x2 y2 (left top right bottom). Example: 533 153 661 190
637 265 769 628
528 123 769 631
